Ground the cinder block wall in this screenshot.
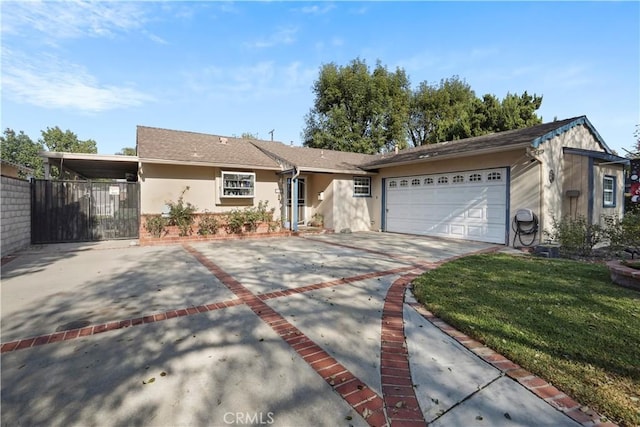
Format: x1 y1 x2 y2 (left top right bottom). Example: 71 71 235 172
1 176 31 257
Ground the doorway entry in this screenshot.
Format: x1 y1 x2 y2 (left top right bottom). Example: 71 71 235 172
285 177 306 226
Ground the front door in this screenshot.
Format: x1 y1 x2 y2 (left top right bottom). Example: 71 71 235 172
286 177 306 225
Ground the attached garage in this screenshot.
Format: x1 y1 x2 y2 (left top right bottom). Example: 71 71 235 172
384 168 508 244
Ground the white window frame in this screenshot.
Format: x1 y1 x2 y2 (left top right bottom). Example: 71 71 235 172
221 171 255 198
353 176 371 197
603 175 616 207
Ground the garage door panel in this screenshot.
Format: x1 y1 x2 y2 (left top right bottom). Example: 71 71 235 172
467 208 484 219
385 168 507 244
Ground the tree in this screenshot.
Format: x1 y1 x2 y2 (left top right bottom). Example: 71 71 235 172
115 147 136 156
40 126 97 153
0 128 44 178
302 58 411 154
408 77 543 146
408 76 477 146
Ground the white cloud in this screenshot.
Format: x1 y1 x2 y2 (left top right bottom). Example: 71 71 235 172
182 60 316 101
299 4 336 15
1 1 148 40
245 26 298 49
2 48 153 112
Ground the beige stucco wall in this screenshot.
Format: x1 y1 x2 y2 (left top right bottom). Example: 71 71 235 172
285 173 374 232
331 176 375 232
139 162 280 217
306 174 334 227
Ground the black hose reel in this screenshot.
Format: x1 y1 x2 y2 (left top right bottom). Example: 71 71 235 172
512 208 539 247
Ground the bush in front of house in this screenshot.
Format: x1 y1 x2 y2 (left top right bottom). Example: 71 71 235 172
547 212 640 257
145 215 168 238
197 212 220 236
166 187 197 236
225 201 277 234
546 215 605 256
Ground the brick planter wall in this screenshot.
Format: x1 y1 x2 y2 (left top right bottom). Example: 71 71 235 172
139 214 291 245
606 260 640 291
1 176 31 257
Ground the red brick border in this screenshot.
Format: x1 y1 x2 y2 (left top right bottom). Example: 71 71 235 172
0 262 412 355
407 303 616 427
0 298 244 354
380 273 427 426
183 244 390 426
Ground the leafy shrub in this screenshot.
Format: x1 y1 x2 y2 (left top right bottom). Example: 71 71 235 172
225 209 245 234
145 215 167 238
601 212 640 253
224 201 276 234
198 213 220 236
166 187 197 236
546 215 604 256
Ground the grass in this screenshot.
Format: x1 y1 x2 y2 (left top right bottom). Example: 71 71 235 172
412 253 640 426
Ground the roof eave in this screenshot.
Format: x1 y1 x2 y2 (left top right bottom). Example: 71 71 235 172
40 151 140 162
532 116 612 154
360 143 529 170
298 166 376 175
140 157 282 171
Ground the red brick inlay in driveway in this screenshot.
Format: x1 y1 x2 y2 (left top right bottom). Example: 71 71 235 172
183 244 389 426
381 273 427 427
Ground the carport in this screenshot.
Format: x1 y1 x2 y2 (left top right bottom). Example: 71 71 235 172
33 152 140 243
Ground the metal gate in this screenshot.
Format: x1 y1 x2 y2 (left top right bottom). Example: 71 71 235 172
31 180 140 244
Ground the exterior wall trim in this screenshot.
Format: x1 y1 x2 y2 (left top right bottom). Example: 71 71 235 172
562 147 630 164
532 116 613 153
588 157 594 224
505 166 511 246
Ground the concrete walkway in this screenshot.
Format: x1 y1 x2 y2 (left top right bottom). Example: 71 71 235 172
1 233 603 426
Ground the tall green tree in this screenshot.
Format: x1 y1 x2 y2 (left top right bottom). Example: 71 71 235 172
409 78 543 146
40 126 97 153
115 147 136 156
303 58 411 154
408 76 477 146
0 128 44 178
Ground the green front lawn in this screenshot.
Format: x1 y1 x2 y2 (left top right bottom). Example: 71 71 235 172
412 254 640 426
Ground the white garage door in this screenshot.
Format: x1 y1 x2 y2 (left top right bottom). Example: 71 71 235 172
385 168 508 244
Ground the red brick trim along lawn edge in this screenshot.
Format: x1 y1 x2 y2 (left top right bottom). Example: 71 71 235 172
406 303 616 427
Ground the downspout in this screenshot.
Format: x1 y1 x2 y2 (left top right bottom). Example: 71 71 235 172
290 166 300 232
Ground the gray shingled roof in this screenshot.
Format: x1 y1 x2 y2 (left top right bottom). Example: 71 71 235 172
136 126 282 170
250 139 377 174
361 116 587 169
137 116 600 173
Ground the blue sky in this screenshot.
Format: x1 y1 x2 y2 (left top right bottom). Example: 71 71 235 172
2 1 638 156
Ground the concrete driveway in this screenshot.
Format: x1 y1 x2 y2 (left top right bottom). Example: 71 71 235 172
1 233 586 426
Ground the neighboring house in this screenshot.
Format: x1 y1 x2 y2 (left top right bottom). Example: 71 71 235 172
1 159 34 179
136 116 627 247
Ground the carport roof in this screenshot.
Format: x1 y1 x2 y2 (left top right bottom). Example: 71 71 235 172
41 152 139 179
